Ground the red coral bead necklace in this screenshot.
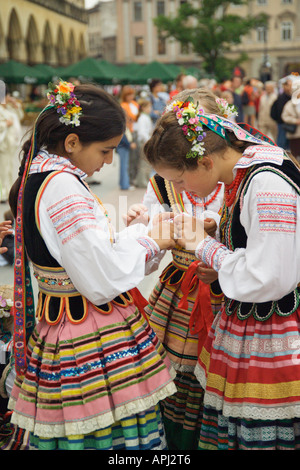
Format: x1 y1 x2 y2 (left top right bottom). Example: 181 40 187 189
224 168 248 207
186 182 222 209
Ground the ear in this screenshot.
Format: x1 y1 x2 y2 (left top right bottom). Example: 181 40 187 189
64 133 81 153
198 156 213 171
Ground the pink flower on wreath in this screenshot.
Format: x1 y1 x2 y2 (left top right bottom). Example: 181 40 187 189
0 295 6 308
189 117 199 125
182 125 188 135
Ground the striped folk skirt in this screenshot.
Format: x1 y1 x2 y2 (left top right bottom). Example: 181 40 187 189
196 305 300 450
8 301 176 450
145 262 223 450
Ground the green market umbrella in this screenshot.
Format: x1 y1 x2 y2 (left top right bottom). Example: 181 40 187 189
132 61 177 84
118 63 142 83
33 64 60 82
97 60 129 83
59 57 114 84
0 60 46 84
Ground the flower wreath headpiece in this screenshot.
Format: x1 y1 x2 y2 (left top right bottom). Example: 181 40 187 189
165 97 274 160
46 80 82 127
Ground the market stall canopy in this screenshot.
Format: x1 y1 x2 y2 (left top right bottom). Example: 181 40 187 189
33 64 61 82
59 57 118 84
97 60 129 83
0 60 46 84
117 62 142 83
132 61 178 84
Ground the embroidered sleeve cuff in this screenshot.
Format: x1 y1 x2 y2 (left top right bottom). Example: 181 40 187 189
137 236 160 262
195 235 230 272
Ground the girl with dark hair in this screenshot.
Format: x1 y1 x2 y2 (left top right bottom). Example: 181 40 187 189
144 94 300 450
7 82 176 450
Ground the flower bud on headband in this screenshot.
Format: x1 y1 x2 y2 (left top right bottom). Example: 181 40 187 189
47 80 82 127
215 97 238 120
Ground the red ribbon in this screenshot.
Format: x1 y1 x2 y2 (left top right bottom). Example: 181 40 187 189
129 287 149 322
178 261 214 355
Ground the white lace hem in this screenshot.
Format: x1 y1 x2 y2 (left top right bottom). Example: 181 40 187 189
194 362 207 388
9 380 177 438
203 391 300 421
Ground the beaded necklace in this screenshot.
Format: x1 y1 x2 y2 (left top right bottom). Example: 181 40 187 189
186 183 222 209
224 168 249 207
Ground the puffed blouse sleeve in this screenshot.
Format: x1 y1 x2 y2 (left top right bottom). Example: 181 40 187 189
195 170 300 302
37 172 160 305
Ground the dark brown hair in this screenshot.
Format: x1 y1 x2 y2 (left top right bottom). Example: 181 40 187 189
9 84 125 216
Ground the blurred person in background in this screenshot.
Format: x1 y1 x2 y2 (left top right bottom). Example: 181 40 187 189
120 85 139 187
0 92 24 202
281 77 300 161
258 81 278 142
270 75 293 149
169 73 186 99
241 79 256 127
182 75 198 90
149 79 168 125
135 99 154 188
116 115 137 191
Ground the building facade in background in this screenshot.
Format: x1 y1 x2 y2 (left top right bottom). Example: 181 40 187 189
0 0 88 66
87 1 117 61
88 0 300 81
227 0 300 80
115 0 196 66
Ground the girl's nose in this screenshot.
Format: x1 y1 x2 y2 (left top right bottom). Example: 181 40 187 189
105 150 114 164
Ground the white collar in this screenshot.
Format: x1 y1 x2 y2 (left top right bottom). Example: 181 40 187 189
235 145 284 171
29 149 86 179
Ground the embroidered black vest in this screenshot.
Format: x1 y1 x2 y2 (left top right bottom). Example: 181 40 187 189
221 159 300 321
23 171 134 325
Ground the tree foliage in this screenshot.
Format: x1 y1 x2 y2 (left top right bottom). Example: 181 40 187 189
154 0 268 80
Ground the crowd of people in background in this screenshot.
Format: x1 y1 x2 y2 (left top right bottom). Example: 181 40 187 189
114 72 300 191
0 70 299 200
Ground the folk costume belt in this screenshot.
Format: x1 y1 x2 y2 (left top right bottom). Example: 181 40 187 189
33 263 134 325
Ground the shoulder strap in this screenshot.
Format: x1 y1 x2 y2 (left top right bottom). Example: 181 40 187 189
241 160 300 203
149 174 171 207
149 174 185 214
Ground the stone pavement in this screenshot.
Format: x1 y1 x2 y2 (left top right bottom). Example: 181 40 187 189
0 150 171 302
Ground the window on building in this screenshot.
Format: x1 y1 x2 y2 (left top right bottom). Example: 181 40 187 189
282 0 292 4
157 1 165 16
135 37 144 55
180 42 192 55
133 1 142 21
157 36 166 55
257 0 267 4
257 26 267 42
281 21 293 40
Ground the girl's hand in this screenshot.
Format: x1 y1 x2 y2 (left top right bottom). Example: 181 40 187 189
174 214 207 250
204 218 217 237
196 262 218 284
148 214 176 251
152 211 175 225
123 204 149 226
0 221 13 255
